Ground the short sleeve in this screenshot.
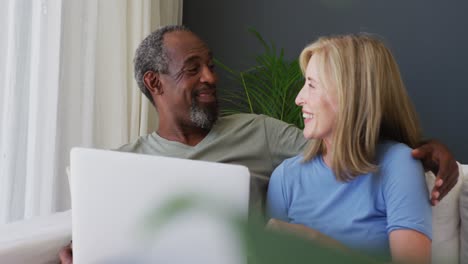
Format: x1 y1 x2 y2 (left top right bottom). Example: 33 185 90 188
382 144 432 239
263 116 307 168
266 163 289 221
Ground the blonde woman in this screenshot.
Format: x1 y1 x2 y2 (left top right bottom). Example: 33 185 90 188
267 34 431 263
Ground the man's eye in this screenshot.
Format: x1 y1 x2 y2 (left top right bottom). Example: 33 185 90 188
186 67 199 74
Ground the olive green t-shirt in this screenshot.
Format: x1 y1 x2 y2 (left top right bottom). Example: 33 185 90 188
117 113 307 214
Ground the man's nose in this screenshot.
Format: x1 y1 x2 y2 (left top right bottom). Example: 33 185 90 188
200 65 217 84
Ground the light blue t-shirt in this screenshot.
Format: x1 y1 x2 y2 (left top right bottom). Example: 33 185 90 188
267 141 432 260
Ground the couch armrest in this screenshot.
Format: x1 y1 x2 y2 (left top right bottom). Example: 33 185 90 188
460 164 468 264
0 210 72 264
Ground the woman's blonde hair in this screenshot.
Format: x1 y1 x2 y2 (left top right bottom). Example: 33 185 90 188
299 34 422 181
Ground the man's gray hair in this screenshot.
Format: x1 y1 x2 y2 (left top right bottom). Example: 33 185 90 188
134 25 190 105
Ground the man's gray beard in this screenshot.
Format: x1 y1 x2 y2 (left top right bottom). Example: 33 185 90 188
190 99 218 130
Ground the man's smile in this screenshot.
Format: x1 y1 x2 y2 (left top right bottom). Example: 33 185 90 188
194 88 217 102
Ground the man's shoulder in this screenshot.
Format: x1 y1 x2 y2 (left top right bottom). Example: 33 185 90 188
218 113 265 122
116 133 157 154
217 113 291 129
116 141 138 152
214 113 261 130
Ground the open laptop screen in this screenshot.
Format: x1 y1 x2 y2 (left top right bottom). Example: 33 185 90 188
70 148 250 264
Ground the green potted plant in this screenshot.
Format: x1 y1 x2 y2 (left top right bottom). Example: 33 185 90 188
216 28 305 129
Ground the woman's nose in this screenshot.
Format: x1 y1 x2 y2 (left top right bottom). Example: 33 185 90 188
295 86 306 106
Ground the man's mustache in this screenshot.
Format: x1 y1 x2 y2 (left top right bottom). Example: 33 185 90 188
192 85 217 97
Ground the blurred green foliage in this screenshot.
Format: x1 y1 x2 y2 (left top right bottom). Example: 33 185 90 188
144 195 381 264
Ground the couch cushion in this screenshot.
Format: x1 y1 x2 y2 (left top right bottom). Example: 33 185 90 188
0 210 71 264
426 166 462 264
460 165 468 264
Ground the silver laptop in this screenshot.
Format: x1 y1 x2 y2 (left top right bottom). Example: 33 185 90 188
70 148 250 264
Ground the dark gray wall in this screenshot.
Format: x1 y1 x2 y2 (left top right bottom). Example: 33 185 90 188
184 0 468 163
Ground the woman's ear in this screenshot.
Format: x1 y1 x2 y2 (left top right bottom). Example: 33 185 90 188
143 71 163 95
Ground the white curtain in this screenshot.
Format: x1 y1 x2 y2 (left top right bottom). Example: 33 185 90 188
0 0 183 224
